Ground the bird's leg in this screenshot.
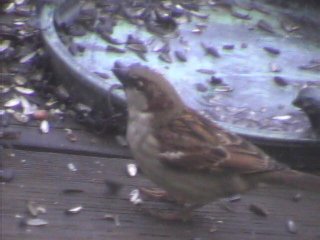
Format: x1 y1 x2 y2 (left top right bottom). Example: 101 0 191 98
139 203 201 221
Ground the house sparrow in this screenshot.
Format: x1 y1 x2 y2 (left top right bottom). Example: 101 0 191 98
112 62 320 220
293 86 320 135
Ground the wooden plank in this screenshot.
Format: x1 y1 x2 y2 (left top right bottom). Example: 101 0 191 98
4 114 320 169
1 149 320 240
3 123 320 170
1 124 130 158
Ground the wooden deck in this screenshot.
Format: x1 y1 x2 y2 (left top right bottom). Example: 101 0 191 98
1 115 320 240
1 0 320 239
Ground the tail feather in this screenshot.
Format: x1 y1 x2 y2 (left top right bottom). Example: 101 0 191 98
251 169 320 192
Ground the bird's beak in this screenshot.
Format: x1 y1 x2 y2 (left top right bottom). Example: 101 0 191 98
112 61 130 86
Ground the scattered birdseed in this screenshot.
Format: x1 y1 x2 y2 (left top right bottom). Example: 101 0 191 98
292 193 302 202
209 76 223 85
65 129 77 142
197 69 216 75
286 219 298 234
202 43 221 58
269 63 282 72
273 76 288 86
126 163 138 177
272 115 292 121
263 46 281 55
195 83 208 92
95 72 110 79
23 218 48 227
240 43 248 48
129 189 143 205
209 225 218 233
222 44 235 50
14 86 35 95
4 98 21 108
174 50 187 62
159 52 172 63
14 75 27 85
65 205 83 214
0 40 10 52
55 85 70 101
67 163 77 172
40 120 50 134
15 0 26 5
12 111 29 123
102 213 120 226
281 20 300 32
191 28 202 34
0 86 10 94
227 195 242 202
21 96 37 115
214 85 233 92
19 51 37 64
257 19 274 33
27 201 46 217
231 11 251 20
249 203 269 217
62 189 84 194
106 45 126 54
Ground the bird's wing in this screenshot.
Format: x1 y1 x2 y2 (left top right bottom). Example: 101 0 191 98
156 109 286 174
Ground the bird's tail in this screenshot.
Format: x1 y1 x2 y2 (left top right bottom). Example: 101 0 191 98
250 169 320 192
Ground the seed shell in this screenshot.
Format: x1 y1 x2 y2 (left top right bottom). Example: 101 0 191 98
27 201 47 217
257 19 274 33
15 86 35 95
264 46 280 55
67 163 77 172
174 50 187 62
286 219 298 234
273 76 288 86
249 203 268 217
65 205 83 214
103 214 120 226
25 218 48 226
126 163 138 177
129 189 143 205
40 120 50 134
4 98 21 108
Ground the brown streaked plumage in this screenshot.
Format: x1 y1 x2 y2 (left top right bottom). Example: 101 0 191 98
112 62 320 220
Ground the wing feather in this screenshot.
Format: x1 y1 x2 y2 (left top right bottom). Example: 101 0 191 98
156 109 286 174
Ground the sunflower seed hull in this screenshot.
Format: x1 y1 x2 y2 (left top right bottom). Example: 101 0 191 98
287 219 298 234
126 163 138 177
249 203 268 217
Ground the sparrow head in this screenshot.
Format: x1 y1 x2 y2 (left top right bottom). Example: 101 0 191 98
293 86 320 132
293 87 320 113
112 62 184 114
